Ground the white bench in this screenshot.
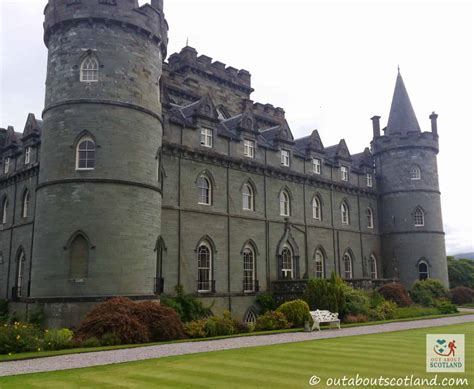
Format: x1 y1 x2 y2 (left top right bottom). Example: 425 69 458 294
310 310 341 331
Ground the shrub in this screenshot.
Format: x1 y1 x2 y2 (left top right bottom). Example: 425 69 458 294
81 337 101 348
100 332 122 346
0 299 8 323
450 286 474 305
43 328 74 351
27 306 44 327
255 311 291 331
133 301 186 342
204 311 239 337
255 292 278 314
0 322 42 354
411 279 449 306
393 306 439 319
161 285 212 323
342 285 370 316
435 301 458 314
368 290 386 309
342 314 368 324
378 283 412 307
369 301 397 321
276 299 310 328
75 297 151 345
447 257 474 289
184 320 207 339
303 273 346 315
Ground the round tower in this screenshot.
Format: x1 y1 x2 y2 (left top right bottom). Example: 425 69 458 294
372 71 449 288
31 0 168 306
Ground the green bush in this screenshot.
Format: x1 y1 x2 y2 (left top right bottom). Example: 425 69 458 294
0 299 8 323
81 337 101 348
204 311 238 337
378 283 412 307
447 257 474 288
411 279 449 306
27 306 44 327
255 311 291 331
342 285 370 316
302 273 346 315
369 300 397 321
0 322 42 354
393 306 439 319
435 301 458 314
161 285 212 323
367 290 386 309
276 299 310 328
43 328 74 351
184 320 207 339
342 314 368 324
255 292 277 314
99 332 121 346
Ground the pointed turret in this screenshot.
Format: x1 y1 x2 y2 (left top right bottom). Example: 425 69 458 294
385 70 421 136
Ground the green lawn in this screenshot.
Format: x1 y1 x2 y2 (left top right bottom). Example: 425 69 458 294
0 322 472 388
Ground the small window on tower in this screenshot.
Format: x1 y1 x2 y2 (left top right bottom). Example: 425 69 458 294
80 54 99 83
76 137 96 170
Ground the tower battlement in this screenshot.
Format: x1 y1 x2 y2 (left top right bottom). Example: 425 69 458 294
372 131 439 155
44 0 168 56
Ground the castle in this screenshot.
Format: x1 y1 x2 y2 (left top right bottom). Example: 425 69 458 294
0 0 448 327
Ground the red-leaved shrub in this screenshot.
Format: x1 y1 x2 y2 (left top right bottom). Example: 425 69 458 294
451 286 474 305
378 283 412 307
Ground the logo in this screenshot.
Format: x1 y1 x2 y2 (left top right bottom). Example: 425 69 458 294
426 334 465 372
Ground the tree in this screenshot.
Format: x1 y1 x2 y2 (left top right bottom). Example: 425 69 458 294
447 256 474 289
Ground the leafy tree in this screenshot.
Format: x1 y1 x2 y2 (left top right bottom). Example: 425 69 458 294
447 256 474 288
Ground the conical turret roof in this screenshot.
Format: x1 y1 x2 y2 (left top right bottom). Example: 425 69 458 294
386 70 421 135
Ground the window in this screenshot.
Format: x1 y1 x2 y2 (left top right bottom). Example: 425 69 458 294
80 55 99 82
242 183 254 211
22 190 30 219
280 191 290 217
244 310 257 325
24 147 32 165
312 158 321 174
410 166 421 180
197 242 212 292
200 128 213 148
244 140 255 158
69 234 89 281
419 261 429 281
197 175 211 205
414 207 424 226
281 149 290 167
312 196 321 220
315 249 324 278
366 208 374 229
1 198 8 225
366 173 373 187
76 137 95 170
341 202 349 225
243 246 255 292
16 250 26 298
4 157 10 174
343 252 353 279
281 247 293 279
341 166 348 181
369 255 377 279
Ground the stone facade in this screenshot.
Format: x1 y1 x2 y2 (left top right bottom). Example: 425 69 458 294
0 0 448 327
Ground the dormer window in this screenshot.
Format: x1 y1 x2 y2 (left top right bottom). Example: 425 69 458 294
312 158 321 174
341 166 348 181
366 173 373 187
281 150 290 167
200 128 213 148
24 147 32 165
244 140 255 158
4 157 10 174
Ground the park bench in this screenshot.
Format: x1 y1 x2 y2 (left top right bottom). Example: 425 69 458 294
310 309 341 331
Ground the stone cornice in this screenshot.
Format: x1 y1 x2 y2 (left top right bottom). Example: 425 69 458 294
0 164 39 188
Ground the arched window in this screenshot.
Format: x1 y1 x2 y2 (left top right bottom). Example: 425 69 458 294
369 255 377 279
22 190 30 219
366 208 374 229
315 249 324 278
197 175 211 205
1 198 8 225
280 191 290 217
243 245 255 292
80 55 99 82
341 202 349 225
16 250 26 298
76 137 96 170
242 183 254 211
410 166 421 180
419 261 429 280
343 252 353 279
281 246 293 279
244 310 257 325
197 242 212 292
69 234 89 281
414 207 424 226
312 196 322 220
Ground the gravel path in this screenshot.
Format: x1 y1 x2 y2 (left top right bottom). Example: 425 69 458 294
1 314 473 377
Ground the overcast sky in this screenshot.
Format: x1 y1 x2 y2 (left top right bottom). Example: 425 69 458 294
0 0 473 254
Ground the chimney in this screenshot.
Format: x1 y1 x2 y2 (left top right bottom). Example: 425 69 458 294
371 116 381 138
429 112 438 137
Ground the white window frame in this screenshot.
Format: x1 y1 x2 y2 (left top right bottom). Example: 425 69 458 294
315 249 324 278
414 207 424 227
312 158 321 174
281 149 290 167
410 166 421 180
22 190 30 219
243 139 255 158
24 147 32 165
281 246 293 280
16 251 26 298
197 242 212 293
418 261 429 280
280 191 290 217
197 176 212 205
2 199 7 225
366 173 373 187
200 128 213 148
242 183 254 211
341 202 349 225
343 253 353 279
367 208 374 229
80 55 99 83
341 166 348 181
370 255 378 279
312 196 321 220
76 137 96 171
4 157 10 174
243 246 256 292
244 310 257 325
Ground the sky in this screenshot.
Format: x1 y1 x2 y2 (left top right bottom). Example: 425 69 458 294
0 0 473 255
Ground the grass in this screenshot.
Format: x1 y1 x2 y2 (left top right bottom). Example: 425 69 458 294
0 322 471 388
0 311 468 363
